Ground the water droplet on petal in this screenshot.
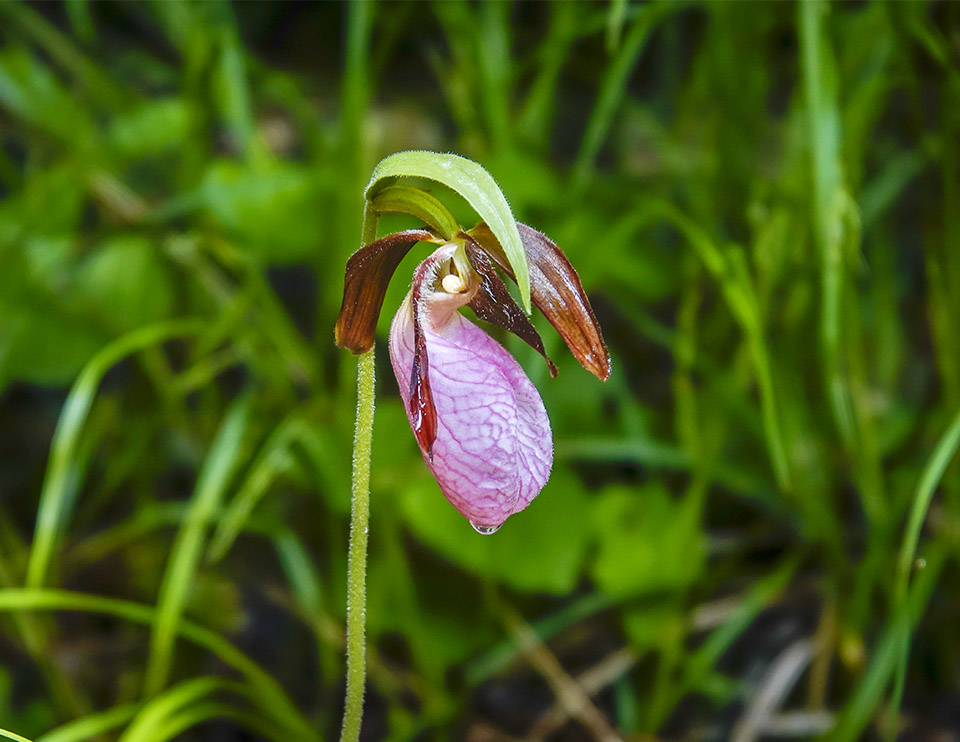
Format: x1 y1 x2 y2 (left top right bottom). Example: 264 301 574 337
470 521 501 535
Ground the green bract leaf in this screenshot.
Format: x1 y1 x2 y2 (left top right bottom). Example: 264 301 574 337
369 185 459 241
365 151 531 313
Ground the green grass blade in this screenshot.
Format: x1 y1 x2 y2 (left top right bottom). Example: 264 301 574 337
27 319 206 590
364 150 532 312
606 0 628 52
829 548 945 742
207 416 302 563
799 0 858 455
571 1 678 193
647 558 799 729
894 407 960 606
0 729 34 742
885 408 960 734
517 1 578 145
477 0 512 152
119 677 238 742
144 394 252 696
37 706 139 742
0 2 126 110
613 199 794 494
213 19 264 164
0 588 315 740
273 529 324 616
150 702 281 742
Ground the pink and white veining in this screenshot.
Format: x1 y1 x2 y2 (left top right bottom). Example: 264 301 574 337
389 250 553 531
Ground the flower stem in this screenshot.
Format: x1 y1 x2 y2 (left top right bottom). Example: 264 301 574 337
340 199 380 742
340 348 376 742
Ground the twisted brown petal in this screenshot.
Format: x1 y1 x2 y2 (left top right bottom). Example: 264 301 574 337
335 229 438 353
408 258 438 457
468 222 611 380
463 239 557 378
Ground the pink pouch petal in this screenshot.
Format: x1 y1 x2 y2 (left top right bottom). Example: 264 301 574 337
390 288 553 531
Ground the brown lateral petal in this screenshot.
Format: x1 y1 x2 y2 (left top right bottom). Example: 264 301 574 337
468 222 611 381
409 315 438 458
335 229 438 353
463 239 558 378
408 255 441 457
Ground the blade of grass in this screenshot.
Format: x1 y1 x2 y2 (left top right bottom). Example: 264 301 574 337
464 592 614 685
120 677 243 742
606 0 628 52
517 1 578 146
647 557 799 730
208 416 351 562
37 706 139 742
144 394 252 696
0 729 34 742
615 199 795 496
64 0 95 44
885 407 960 736
556 437 774 503
149 702 281 742
570 0 679 194
799 0 859 465
212 15 265 164
830 547 945 742
0 588 316 740
207 415 303 562
0 2 126 110
477 0 512 152
27 319 206 590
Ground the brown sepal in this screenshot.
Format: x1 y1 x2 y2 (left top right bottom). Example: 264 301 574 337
468 222 611 380
335 229 438 354
463 238 558 378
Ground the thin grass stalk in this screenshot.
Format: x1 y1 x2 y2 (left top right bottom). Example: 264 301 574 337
27 319 206 590
37 706 139 742
145 395 252 696
885 407 960 738
799 0 863 507
830 548 945 741
0 589 315 740
570 1 674 194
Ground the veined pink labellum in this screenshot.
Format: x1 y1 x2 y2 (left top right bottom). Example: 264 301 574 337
389 243 553 531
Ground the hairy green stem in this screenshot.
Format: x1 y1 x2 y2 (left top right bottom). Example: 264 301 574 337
339 202 380 742
340 349 376 742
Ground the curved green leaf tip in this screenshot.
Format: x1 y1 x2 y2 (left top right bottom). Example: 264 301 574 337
365 151 532 314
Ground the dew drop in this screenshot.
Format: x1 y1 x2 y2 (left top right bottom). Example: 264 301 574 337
470 521 501 535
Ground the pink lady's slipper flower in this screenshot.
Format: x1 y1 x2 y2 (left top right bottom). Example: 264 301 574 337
336 222 609 533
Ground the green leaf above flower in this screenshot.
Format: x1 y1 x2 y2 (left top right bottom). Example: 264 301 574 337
365 150 532 313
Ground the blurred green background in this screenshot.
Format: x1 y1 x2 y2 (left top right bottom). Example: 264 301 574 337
1 1 960 740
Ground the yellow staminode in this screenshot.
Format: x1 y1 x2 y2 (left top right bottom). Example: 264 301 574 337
441 273 466 294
